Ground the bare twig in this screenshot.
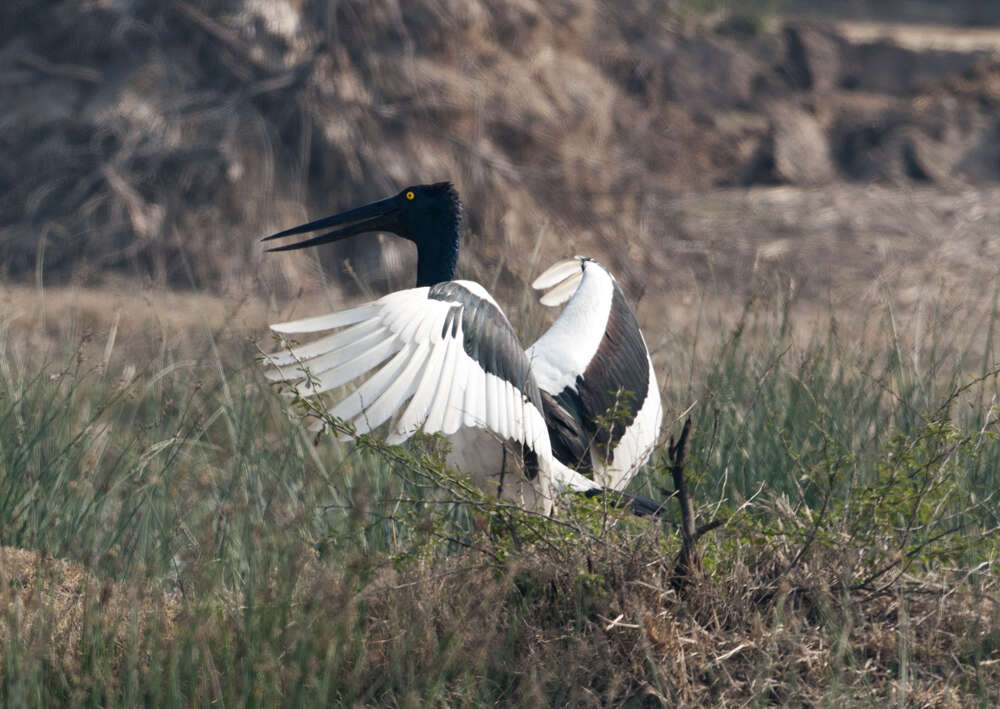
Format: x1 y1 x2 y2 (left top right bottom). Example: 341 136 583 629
669 417 699 584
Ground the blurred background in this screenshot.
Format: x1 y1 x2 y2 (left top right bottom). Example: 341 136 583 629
3 0 1000 353
5 3 1000 701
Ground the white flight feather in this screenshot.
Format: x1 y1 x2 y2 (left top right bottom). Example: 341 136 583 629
399 296 447 344
503 380 524 442
495 378 509 442
328 343 413 423
462 366 486 429
423 335 460 433
442 348 469 435
538 273 583 307
531 257 583 291
296 336 402 396
271 303 381 333
268 327 389 382
483 374 506 436
266 318 382 367
389 338 449 443
509 383 525 444
355 342 429 434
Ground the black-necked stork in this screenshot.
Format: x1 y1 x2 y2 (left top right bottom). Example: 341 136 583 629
262 183 663 516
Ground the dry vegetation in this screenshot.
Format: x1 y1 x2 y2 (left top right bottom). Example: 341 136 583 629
2 0 1000 705
6 0 1000 306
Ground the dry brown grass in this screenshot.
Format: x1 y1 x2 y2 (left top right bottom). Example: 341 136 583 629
276 517 998 705
2 505 995 704
0 547 180 676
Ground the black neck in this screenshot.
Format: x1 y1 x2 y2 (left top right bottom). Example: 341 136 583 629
412 201 461 287
415 235 459 287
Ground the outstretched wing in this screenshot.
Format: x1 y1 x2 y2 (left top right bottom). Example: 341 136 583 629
264 280 551 459
527 257 662 489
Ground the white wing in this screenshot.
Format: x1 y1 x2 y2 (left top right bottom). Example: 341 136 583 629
527 257 663 490
532 257 585 307
264 282 552 462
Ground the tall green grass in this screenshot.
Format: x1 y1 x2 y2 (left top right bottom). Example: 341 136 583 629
635 295 1000 498
0 294 997 705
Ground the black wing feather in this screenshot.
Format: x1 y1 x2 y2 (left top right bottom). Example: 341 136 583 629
427 282 543 413
540 389 592 474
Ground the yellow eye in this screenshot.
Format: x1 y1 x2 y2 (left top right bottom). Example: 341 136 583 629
405 191 415 201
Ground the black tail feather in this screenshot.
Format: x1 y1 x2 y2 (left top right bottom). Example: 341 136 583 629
582 488 668 517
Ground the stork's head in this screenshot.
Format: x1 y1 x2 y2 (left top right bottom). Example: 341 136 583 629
262 182 462 286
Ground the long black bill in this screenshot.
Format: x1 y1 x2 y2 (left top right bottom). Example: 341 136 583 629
261 196 400 252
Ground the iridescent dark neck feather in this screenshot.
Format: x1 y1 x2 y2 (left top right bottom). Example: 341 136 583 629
414 182 462 287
